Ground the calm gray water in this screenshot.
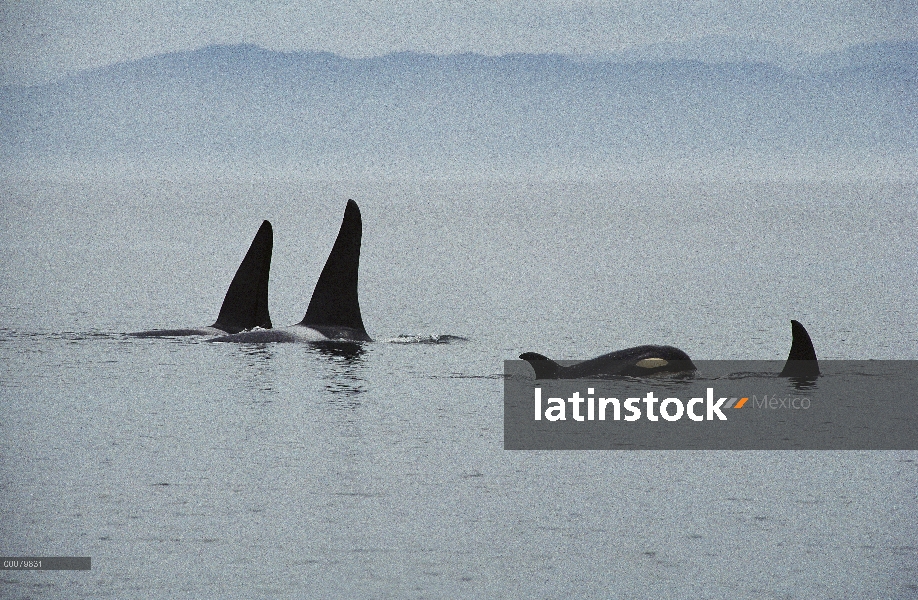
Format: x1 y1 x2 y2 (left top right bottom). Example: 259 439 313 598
2 177 917 598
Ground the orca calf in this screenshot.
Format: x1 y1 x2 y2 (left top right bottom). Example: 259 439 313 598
131 220 273 337
520 345 696 379
779 320 819 377
520 320 819 379
212 200 371 343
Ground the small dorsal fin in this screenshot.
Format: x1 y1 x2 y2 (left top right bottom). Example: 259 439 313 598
299 200 369 340
212 220 273 334
780 320 819 377
519 352 562 379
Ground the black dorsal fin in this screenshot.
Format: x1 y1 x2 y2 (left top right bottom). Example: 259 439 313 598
299 200 369 340
519 352 562 379
211 220 273 334
780 320 819 377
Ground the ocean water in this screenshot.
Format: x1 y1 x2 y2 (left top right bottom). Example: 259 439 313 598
1 177 917 598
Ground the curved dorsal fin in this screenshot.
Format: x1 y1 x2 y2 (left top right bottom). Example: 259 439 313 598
212 220 273 334
780 320 819 377
299 200 369 340
519 352 562 379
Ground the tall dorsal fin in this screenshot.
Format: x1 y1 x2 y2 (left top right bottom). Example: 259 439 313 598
211 220 273 334
780 319 819 377
299 200 369 340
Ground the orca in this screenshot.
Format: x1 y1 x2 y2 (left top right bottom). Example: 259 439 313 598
779 320 819 377
519 320 819 379
131 220 273 337
519 345 696 379
212 200 371 343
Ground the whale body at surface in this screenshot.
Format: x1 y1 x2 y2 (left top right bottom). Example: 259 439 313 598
519 345 696 379
520 320 819 379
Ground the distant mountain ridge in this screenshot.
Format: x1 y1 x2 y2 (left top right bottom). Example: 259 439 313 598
9 38 918 87
2 40 915 174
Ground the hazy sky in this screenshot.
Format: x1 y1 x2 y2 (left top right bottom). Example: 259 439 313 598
2 0 916 84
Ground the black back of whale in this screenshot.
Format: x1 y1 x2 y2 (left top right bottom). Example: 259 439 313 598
520 320 819 379
132 220 273 337
780 320 819 377
520 345 696 379
299 200 371 342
